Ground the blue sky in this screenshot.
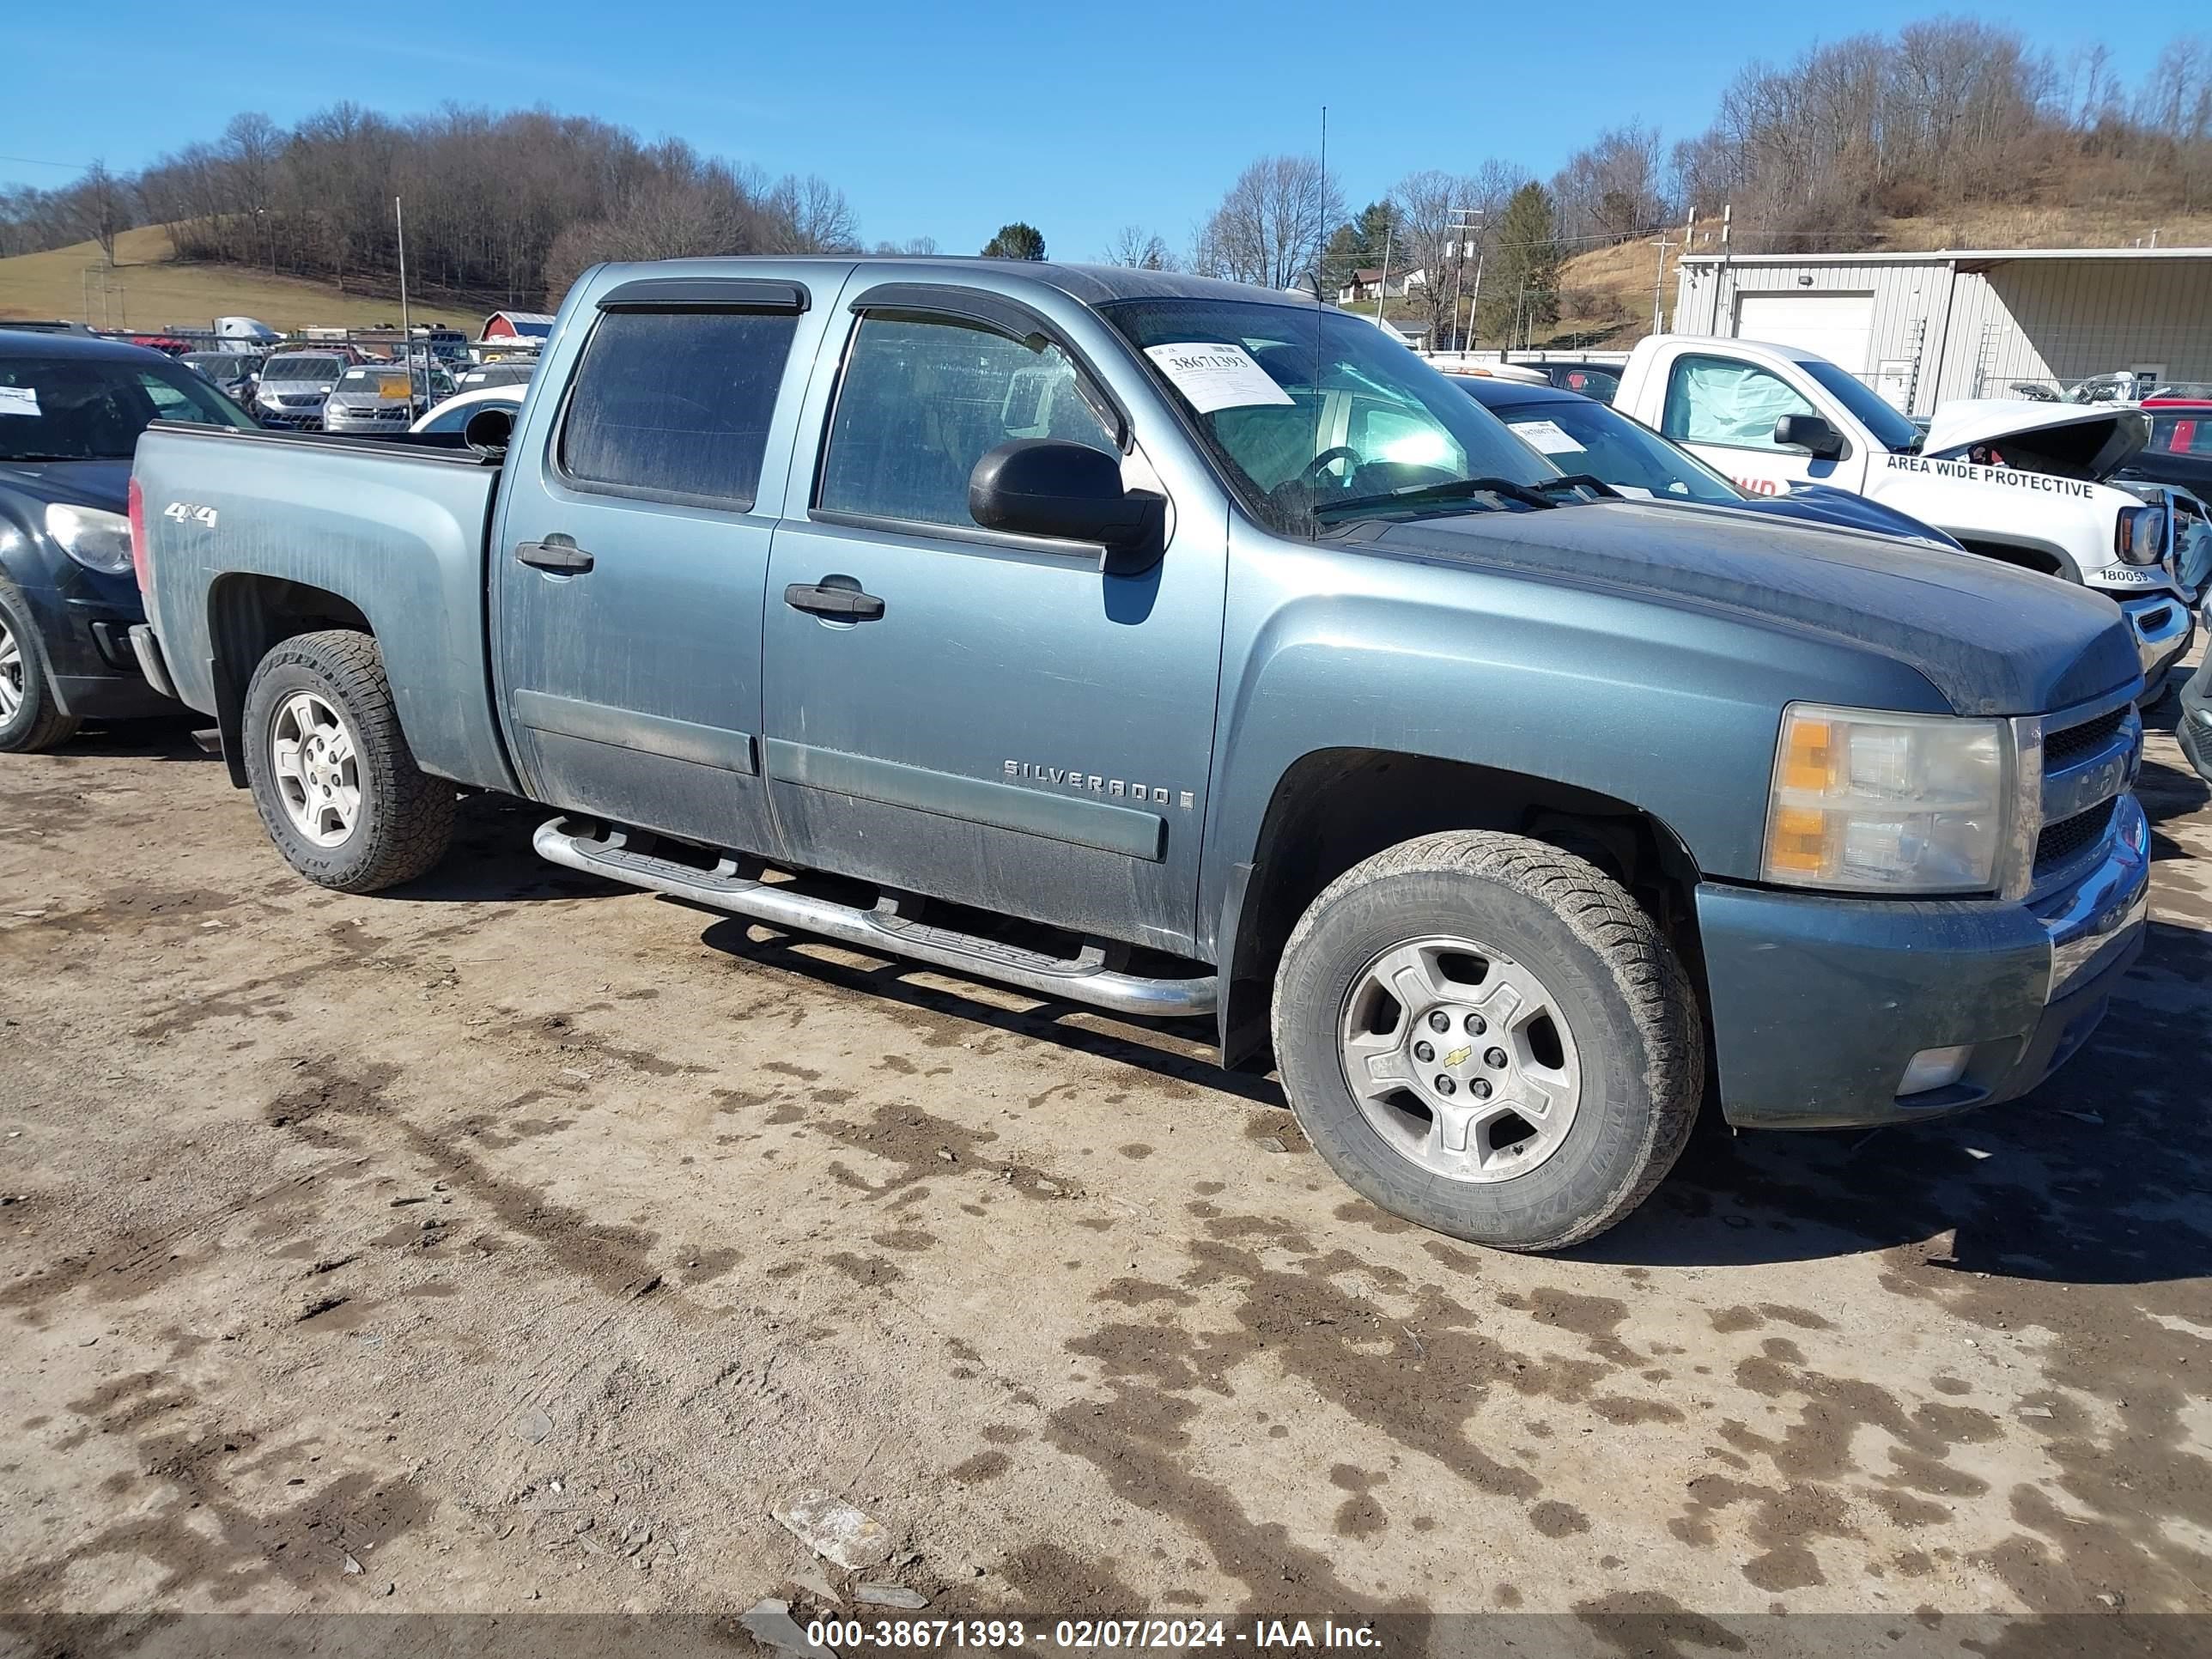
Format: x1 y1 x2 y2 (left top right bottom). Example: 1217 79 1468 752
3 1 2174 263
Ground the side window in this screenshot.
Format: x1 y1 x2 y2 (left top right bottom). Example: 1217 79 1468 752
1662 355 1814 450
139 375 195 417
817 313 1115 529
560 308 799 507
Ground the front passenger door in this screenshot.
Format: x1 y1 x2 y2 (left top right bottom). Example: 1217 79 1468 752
760 290 1227 955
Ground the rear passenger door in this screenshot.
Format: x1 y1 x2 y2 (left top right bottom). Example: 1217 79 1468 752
493 273 831 852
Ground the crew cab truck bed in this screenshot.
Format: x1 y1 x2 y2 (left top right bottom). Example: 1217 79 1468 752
139 428 516 796
136 257 2152 1251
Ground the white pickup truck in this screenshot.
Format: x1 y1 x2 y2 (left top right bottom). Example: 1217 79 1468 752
1613 336 2196 696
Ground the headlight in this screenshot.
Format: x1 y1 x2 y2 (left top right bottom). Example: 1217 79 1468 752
2114 504 2166 566
45 502 135 576
1764 703 2009 894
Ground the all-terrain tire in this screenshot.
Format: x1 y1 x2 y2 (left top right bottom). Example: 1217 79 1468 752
241 629 456 892
0 581 82 754
1270 830 1703 1252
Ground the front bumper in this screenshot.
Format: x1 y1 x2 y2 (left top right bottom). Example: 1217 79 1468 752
9 569 174 720
1697 793 2150 1129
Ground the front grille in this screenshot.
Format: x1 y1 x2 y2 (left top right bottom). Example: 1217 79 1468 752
2044 706 2129 767
2036 798 2118 872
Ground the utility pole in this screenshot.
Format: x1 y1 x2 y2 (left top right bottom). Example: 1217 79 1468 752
1648 228 1677 337
395 197 416 419
1373 223 1393 326
1447 207 1481 357
1466 243 1486 356
1717 203 1732 335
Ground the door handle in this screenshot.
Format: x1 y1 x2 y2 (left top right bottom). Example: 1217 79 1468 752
516 537 594 574
784 581 884 622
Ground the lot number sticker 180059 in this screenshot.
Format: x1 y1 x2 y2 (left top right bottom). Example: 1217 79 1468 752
1144 343 1294 415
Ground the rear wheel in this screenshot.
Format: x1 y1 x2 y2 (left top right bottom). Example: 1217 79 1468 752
1271 831 1702 1252
241 629 455 892
0 586 81 754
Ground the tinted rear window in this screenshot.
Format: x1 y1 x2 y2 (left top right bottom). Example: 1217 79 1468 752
559 310 798 507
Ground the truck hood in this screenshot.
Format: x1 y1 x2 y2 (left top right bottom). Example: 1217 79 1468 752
1352 498 2140 716
1748 484 1961 549
1920 399 2150 478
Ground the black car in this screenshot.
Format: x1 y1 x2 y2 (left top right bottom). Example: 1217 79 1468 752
0 331 259 750
1449 374 1964 550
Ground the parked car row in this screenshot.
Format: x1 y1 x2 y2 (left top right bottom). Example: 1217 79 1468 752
85 256 2169 1255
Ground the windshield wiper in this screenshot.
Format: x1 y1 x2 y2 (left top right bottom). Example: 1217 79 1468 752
0 453 103 463
1314 475 1558 521
1534 473 1620 500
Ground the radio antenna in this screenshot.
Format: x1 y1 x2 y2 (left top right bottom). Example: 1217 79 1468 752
1310 105 1327 499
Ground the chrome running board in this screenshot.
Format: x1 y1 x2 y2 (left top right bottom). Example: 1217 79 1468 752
532 817 1218 1018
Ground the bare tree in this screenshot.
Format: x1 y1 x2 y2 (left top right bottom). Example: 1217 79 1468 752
1103 224 1176 270
1194 155 1342 289
1551 124 1671 246
61 161 130 267
1388 170 1483 345
768 173 860 252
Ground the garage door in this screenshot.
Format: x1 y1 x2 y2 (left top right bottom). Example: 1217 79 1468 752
1734 292 1875 374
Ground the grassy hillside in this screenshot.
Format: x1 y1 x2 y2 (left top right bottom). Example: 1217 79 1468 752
0 226 468 332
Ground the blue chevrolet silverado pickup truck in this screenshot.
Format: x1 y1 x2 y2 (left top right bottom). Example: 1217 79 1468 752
131 258 2152 1250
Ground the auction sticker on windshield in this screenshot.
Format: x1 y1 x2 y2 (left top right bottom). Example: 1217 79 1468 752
1144 343 1293 414
1508 418 1583 456
0 386 40 417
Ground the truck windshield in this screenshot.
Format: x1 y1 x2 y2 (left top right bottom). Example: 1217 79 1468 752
1798 359 1923 455
0 356 258 461
1100 297 1558 536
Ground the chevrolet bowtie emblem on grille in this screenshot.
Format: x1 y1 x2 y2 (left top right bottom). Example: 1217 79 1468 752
1003 760 1194 811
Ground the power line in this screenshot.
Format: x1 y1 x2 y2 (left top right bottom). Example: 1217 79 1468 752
0 153 93 173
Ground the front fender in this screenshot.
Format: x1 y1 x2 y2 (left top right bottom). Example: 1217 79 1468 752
1197 524 1952 953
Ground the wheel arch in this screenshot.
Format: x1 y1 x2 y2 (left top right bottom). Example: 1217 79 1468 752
207 574 374 786
1213 746 1707 1071
1954 534 2080 582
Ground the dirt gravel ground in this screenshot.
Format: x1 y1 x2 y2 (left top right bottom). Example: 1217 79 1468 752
2 668 2208 1655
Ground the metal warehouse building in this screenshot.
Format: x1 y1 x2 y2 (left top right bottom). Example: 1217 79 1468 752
1671 246 2211 416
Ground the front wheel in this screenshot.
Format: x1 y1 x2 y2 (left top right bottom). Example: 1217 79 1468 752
241 629 455 892
1271 831 1703 1252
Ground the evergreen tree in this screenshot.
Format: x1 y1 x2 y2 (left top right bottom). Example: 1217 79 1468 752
981 222 1046 259
1476 183 1561 346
